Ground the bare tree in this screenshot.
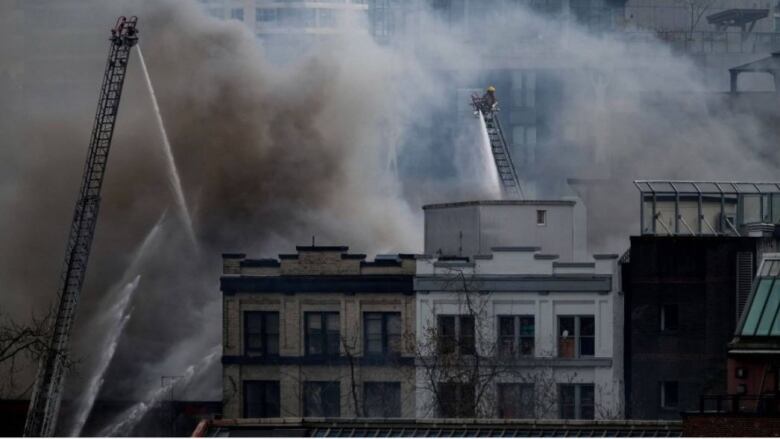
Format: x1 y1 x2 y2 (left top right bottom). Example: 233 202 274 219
0 309 61 397
677 0 719 37
413 266 623 420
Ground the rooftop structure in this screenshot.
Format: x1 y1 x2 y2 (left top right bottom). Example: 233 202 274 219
730 53 780 92
634 180 780 237
736 254 780 339
707 9 769 32
423 200 587 261
195 418 683 437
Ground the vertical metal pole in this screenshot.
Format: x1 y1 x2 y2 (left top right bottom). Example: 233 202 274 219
652 193 657 234
673 184 680 235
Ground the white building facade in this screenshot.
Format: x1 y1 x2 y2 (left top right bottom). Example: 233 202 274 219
414 201 623 420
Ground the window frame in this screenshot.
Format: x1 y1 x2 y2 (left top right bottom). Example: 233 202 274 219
558 383 595 420
497 383 535 418
660 381 679 409
536 209 547 226
303 381 341 417
497 315 535 357
437 314 476 355
437 382 476 418
243 380 280 418
557 315 595 358
363 381 402 418
255 7 276 23
304 312 340 357
660 304 679 332
363 312 402 356
244 311 280 356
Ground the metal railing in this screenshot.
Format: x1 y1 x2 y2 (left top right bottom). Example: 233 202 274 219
698 394 780 415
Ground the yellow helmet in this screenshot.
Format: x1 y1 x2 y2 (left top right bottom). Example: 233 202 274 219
487 85 496 92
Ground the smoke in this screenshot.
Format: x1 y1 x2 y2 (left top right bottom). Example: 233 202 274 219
1 0 779 434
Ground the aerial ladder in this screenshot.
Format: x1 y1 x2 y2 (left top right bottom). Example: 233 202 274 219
471 93 524 199
24 17 138 437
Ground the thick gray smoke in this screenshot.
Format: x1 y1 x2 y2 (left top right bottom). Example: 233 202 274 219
1 0 779 435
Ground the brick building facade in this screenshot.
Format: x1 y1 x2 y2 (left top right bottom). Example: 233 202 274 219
220 246 416 419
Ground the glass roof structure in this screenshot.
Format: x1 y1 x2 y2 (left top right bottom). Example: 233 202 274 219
739 255 780 337
634 180 780 236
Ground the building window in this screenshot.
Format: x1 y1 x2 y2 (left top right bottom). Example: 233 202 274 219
498 316 534 357
660 304 679 331
244 312 279 356
364 312 402 356
437 382 475 418
558 316 595 358
660 381 678 409
536 210 547 226
559 384 595 420
230 7 244 21
319 8 338 27
497 383 534 418
305 312 340 356
437 315 475 355
304 381 340 417
363 382 401 417
256 8 276 23
243 381 280 418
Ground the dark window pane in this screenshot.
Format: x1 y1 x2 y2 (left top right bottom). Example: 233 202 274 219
460 384 476 417
266 313 279 334
387 313 402 354
580 385 595 420
519 317 534 336
520 337 534 356
438 383 457 418
498 384 534 418
560 388 575 419
305 381 340 417
460 316 476 355
499 316 515 336
247 313 263 332
365 313 383 354
438 316 456 354
663 305 678 331
579 336 595 356
244 381 280 418
364 382 401 418
326 312 340 355
580 317 595 336
662 382 678 408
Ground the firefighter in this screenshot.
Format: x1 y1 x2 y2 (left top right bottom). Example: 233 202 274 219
482 85 497 113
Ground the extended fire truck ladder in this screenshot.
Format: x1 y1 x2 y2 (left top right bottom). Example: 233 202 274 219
471 95 524 199
23 17 138 437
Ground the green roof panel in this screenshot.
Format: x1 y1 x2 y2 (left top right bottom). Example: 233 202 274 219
741 279 774 336
756 280 780 336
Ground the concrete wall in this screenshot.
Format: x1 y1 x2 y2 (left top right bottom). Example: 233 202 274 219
414 250 623 419
423 200 583 261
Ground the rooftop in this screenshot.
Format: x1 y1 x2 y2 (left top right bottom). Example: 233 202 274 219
197 418 682 437
423 199 576 210
736 253 780 338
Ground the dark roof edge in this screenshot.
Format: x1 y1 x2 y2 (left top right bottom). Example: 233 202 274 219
423 199 576 210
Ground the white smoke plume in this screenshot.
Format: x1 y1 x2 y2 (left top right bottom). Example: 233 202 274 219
1 0 778 435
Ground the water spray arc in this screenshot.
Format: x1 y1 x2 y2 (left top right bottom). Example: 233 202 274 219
136 45 198 248
68 212 166 437
99 346 221 437
23 17 139 437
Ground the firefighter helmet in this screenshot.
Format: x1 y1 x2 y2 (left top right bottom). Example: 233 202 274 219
486 85 496 93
